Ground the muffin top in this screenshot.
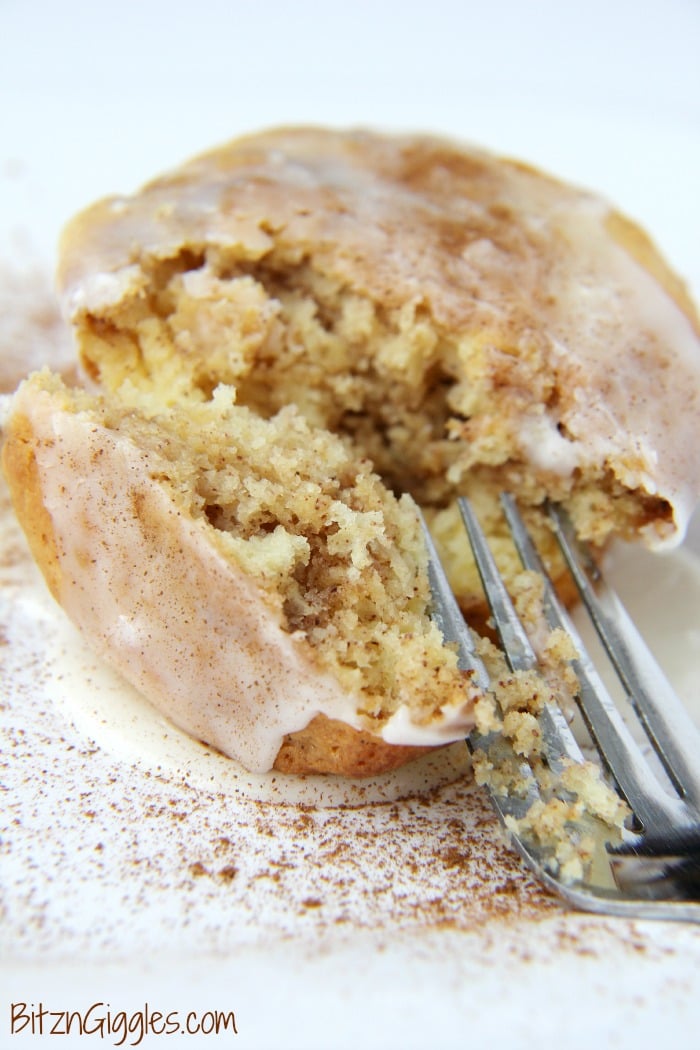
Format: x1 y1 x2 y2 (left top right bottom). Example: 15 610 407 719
57 126 700 544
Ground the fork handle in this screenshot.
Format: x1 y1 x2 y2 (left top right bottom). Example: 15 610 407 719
612 825 700 857
610 826 700 902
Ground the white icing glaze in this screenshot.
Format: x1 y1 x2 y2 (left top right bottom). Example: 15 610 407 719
517 411 583 477
66 265 145 316
14 386 476 770
381 692 478 747
543 200 700 542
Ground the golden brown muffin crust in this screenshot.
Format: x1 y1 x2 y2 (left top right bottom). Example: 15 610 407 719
273 715 433 777
2 411 63 602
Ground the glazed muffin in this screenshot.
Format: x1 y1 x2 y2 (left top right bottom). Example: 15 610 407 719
3 369 481 774
3 127 699 774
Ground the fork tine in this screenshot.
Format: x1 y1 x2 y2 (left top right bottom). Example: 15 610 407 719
421 506 564 822
499 493 686 831
548 503 700 811
457 498 538 675
417 509 489 690
457 497 584 773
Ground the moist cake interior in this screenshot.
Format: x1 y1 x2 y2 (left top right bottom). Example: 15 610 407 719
75 244 668 619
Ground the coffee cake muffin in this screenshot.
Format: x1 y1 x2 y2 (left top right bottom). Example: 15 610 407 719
3 127 699 775
3 369 477 774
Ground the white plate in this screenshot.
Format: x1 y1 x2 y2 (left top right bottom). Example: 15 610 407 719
1 2 700 1047
2 482 700 1048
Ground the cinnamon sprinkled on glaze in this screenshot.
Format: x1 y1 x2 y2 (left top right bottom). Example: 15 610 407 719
58 127 700 549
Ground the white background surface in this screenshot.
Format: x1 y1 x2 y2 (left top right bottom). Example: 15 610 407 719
1 1 700 1048
1 0 699 300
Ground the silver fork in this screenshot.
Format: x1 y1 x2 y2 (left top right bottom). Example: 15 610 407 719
420 494 700 922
